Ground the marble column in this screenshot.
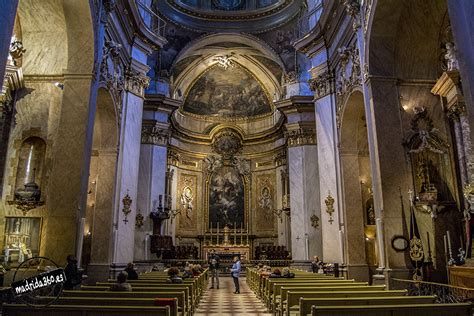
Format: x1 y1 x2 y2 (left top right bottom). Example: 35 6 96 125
447 1 474 152
111 67 150 266
313 89 344 264
277 96 322 260
135 107 173 260
0 0 18 82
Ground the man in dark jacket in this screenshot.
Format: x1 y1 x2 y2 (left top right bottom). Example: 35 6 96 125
64 255 82 290
208 249 220 289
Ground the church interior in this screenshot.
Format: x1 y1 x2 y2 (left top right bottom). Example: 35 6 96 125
0 0 474 315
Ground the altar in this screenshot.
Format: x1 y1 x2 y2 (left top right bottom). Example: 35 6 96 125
202 245 250 262
201 224 251 261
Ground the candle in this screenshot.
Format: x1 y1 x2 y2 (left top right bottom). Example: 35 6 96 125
447 230 452 253
426 232 431 254
339 230 345 264
246 229 249 245
217 222 219 245
443 235 448 256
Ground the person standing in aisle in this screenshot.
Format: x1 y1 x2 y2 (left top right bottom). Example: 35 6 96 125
230 255 241 294
208 249 220 289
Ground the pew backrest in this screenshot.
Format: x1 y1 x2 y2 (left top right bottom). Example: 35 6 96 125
311 303 472 316
296 296 436 316
2 304 171 316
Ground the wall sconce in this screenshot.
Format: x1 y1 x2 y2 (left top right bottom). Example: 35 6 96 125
122 192 132 224
136 209 144 229
324 193 335 224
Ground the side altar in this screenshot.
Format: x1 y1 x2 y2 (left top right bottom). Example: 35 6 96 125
201 224 251 261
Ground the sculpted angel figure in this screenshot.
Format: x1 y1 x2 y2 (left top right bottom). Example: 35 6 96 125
181 186 193 218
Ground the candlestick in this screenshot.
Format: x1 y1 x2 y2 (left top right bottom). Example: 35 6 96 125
447 230 452 254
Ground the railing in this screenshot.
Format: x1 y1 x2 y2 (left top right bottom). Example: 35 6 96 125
136 0 166 37
391 278 474 303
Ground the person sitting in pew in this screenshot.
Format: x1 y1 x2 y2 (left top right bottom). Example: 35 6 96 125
163 264 171 273
182 266 193 279
167 267 183 284
109 271 132 292
269 268 282 278
281 267 295 278
124 262 138 280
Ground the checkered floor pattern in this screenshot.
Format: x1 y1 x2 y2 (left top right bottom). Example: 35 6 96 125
195 277 271 315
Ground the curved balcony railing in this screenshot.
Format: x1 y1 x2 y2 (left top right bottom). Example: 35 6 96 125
136 0 166 37
391 278 474 303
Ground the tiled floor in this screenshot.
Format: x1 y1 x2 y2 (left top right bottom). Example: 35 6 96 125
195 277 271 315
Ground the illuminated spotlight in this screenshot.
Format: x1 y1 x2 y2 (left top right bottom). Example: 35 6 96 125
54 82 64 90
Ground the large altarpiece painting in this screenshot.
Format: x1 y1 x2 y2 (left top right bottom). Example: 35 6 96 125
209 166 245 229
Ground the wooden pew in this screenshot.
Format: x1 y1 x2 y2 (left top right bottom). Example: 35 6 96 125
267 280 362 308
62 290 188 315
294 296 436 316
81 285 194 313
2 304 171 316
50 294 182 316
310 303 473 316
277 285 386 316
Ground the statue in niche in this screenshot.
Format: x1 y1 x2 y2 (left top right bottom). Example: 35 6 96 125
444 42 459 71
365 197 375 225
180 186 194 219
404 107 452 203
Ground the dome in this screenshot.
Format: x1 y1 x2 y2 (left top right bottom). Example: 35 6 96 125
155 0 304 33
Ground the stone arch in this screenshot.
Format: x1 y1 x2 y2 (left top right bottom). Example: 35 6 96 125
171 33 285 101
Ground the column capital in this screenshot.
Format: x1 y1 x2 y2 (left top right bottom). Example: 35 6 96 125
285 122 317 147
341 0 361 31
308 70 335 99
141 120 170 146
124 68 150 98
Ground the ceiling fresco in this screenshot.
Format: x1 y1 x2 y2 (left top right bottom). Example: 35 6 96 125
183 65 272 117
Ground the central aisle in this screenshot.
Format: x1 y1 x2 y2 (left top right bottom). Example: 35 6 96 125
195 277 271 315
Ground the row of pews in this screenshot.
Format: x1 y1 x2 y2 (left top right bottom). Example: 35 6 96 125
3 268 208 316
246 267 472 316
